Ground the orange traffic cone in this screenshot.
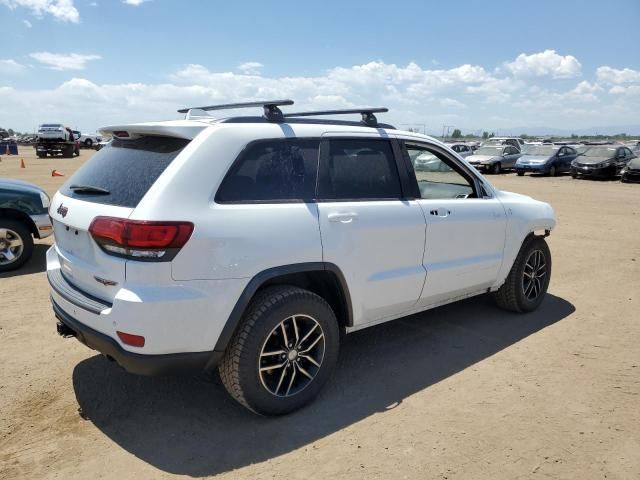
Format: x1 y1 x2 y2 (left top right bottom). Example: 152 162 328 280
51 169 64 177
20 158 25 168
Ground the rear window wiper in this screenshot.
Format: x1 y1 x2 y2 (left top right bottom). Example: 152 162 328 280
69 184 110 195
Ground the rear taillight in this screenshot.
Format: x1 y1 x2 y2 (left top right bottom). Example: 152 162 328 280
89 216 194 261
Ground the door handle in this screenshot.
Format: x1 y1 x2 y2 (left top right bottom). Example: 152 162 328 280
328 212 358 223
429 208 450 218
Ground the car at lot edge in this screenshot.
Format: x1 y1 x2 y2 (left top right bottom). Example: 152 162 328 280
466 145 522 174
621 156 640 183
0 179 53 271
571 145 636 179
515 145 577 176
47 100 556 415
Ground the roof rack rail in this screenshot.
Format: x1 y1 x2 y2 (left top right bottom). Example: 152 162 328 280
177 99 294 122
283 107 388 127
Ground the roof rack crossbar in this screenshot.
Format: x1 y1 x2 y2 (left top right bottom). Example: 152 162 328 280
283 107 388 127
177 99 294 122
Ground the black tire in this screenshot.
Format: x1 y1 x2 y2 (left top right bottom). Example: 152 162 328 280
571 172 577 179
492 162 502 174
548 165 557 177
219 285 340 415
84 139 93 148
516 170 524 176
0 219 33 272
63 145 74 158
493 235 551 313
36 152 46 158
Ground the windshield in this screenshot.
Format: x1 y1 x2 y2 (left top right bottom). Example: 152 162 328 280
40 124 62 128
578 147 617 157
473 147 503 156
521 145 558 156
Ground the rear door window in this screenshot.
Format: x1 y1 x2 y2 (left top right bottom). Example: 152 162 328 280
318 139 402 200
60 136 189 207
216 139 319 203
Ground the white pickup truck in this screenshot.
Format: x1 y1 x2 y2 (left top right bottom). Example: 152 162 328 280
72 130 102 148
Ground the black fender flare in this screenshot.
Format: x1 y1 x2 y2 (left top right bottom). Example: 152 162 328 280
207 262 352 369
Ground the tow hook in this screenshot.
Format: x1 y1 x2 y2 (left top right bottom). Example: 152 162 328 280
56 321 76 338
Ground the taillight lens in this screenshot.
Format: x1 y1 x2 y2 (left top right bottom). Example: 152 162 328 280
89 216 194 261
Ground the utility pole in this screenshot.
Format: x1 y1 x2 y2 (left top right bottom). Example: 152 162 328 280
442 125 454 141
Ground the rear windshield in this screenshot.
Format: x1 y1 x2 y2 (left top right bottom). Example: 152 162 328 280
60 136 189 207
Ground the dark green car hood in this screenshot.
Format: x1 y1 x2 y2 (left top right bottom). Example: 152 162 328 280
0 177 48 215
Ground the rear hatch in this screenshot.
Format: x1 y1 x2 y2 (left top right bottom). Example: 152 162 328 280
50 134 193 303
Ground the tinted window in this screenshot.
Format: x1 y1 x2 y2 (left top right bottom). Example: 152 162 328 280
216 139 319 202
319 139 401 200
406 144 475 200
60 136 189 207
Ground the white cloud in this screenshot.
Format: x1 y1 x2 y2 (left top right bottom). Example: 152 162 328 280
237 62 263 75
2 54 639 134
0 59 26 74
0 0 79 23
29 52 101 70
122 0 150 5
504 49 581 78
23 18 32 27
596 66 640 84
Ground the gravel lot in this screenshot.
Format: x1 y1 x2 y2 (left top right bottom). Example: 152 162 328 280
1 148 639 479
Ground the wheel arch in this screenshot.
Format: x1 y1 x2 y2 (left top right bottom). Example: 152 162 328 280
208 262 352 368
0 208 38 238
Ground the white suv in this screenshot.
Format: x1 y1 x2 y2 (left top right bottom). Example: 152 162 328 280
48 100 555 415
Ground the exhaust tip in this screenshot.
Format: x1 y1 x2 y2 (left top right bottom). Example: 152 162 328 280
56 321 76 338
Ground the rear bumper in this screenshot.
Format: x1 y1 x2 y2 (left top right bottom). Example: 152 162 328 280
52 299 219 375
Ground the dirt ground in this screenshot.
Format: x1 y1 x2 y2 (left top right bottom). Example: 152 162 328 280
1 147 639 480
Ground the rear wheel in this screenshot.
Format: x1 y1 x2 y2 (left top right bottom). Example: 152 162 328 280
0 219 33 272
84 138 93 148
219 285 340 415
494 235 551 313
516 170 524 176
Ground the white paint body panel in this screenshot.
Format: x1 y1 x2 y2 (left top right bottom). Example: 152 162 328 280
47 121 556 357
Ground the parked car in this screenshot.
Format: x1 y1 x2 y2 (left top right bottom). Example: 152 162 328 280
94 138 111 151
72 130 103 149
0 179 53 271
483 137 525 151
466 145 522 174
446 142 474 158
621 156 640 183
48 100 556 415
624 140 640 155
571 145 636 179
515 145 578 176
37 123 72 142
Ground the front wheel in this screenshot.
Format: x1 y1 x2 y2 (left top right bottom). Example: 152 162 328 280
516 170 525 176
219 285 340 415
84 139 93 148
494 235 551 313
0 219 33 272
492 162 502 174
548 165 557 177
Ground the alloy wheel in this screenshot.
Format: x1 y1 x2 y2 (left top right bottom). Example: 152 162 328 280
0 228 24 266
522 249 547 301
258 314 325 397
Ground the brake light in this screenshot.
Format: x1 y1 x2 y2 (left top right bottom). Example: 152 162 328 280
112 131 130 138
89 217 194 261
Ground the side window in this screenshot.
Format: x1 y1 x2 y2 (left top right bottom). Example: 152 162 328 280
405 144 476 200
318 139 402 200
625 148 633 157
216 139 319 203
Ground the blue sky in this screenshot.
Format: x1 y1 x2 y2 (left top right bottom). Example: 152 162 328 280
2 0 640 134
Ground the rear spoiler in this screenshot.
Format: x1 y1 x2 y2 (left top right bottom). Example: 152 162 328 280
99 123 207 140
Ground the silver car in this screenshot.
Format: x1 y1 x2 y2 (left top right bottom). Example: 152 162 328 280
466 145 522 174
